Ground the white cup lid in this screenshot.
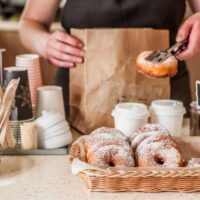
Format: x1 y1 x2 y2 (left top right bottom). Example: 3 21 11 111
112 103 149 119
150 99 186 115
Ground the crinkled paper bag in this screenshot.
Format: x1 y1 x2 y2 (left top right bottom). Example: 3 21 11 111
70 28 170 134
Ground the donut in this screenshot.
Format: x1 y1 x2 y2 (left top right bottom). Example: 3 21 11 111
85 127 128 151
87 144 135 169
90 127 127 140
130 124 182 167
135 133 182 167
130 124 170 139
186 158 200 168
131 132 171 152
136 51 178 78
130 124 171 150
137 124 170 134
85 127 135 169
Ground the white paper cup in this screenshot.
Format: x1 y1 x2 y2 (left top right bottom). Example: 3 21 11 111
112 103 149 137
35 111 72 149
36 86 65 118
150 99 186 136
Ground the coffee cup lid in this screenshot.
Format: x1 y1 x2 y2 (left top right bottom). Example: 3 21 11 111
112 103 149 119
150 99 186 115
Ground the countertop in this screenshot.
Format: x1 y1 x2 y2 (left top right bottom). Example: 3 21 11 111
0 155 200 200
0 120 199 200
0 20 62 31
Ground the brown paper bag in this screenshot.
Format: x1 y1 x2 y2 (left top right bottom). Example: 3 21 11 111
70 28 170 134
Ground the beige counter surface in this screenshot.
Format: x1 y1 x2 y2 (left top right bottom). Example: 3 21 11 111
0 20 62 31
0 155 200 200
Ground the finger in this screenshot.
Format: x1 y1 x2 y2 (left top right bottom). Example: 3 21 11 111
176 19 193 42
177 21 200 60
47 40 85 58
54 31 83 48
46 48 83 64
49 57 75 68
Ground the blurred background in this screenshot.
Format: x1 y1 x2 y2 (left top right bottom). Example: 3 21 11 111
0 0 199 100
0 0 67 87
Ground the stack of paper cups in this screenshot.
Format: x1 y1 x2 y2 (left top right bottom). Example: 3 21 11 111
15 54 43 109
35 111 72 149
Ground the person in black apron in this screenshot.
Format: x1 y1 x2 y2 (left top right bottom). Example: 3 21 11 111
20 0 200 116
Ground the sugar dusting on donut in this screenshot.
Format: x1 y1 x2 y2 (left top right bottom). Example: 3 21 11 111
137 51 177 67
131 131 171 152
187 158 200 168
86 127 135 169
139 124 170 134
85 127 129 151
130 124 170 142
89 144 135 169
136 142 181 167
135 134 182 167
86 133 128 147
90 127 127 140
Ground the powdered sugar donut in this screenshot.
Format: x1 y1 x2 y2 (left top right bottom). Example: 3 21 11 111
137 124 170 134
135 133 182 167
130 124 170 148
85 127 135 169
85 127 128 151
131 131 171 152
87 144 135 169
186 158 200 168
136 51 178 78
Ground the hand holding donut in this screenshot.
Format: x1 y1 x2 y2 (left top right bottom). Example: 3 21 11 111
176 12 200 60
45 31 85 68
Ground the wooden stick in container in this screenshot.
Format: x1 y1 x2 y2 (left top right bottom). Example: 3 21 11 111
20 122 38 150
0 87 3 103
0 79 18 148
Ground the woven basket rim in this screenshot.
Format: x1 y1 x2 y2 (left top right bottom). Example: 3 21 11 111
70 135 200 178
70 135 200 192
77 166 200 177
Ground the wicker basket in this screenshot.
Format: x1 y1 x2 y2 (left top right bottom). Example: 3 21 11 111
69 136 200 192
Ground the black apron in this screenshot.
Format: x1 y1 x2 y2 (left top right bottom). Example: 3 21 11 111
55 0 191 116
